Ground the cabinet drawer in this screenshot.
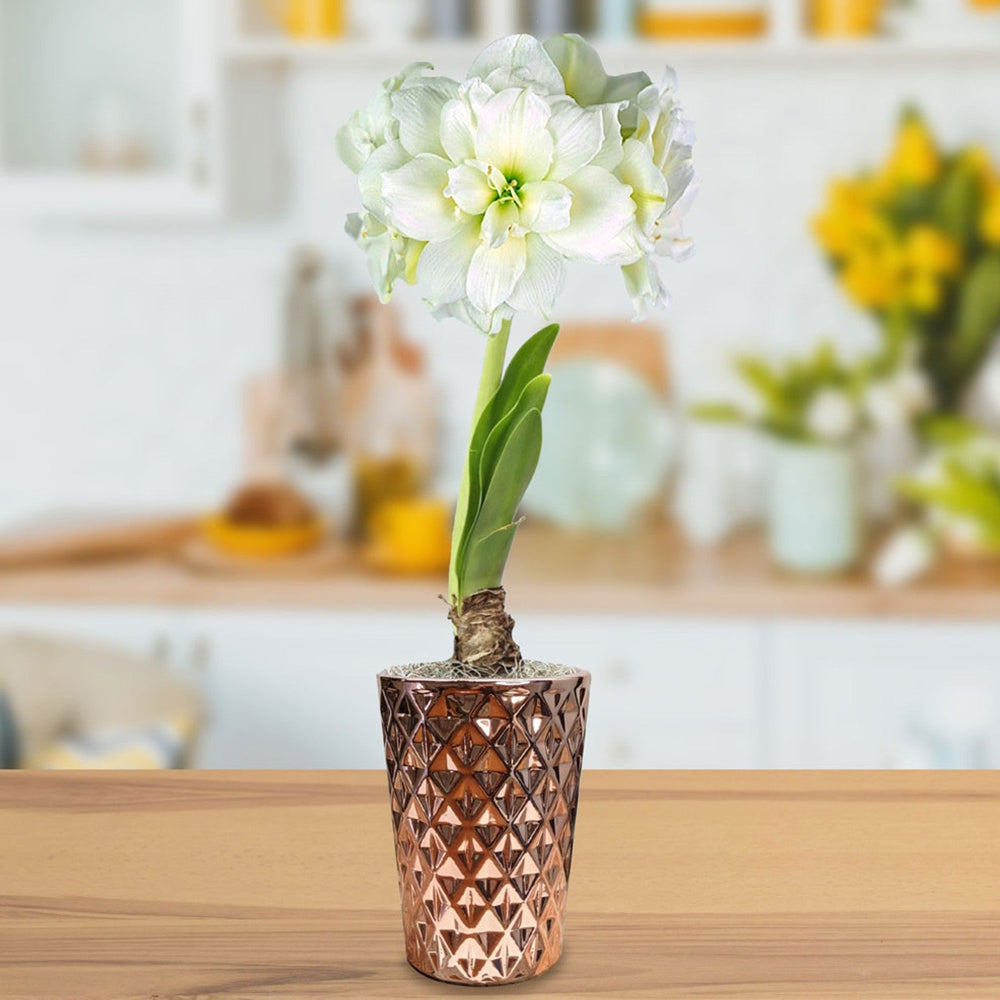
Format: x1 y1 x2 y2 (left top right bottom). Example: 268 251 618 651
769 622 1000 768
515 615 763 767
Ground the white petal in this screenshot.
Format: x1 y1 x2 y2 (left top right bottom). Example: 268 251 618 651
509 235 565 317
543 34 608 104
587 103 626 172
440 97 476 162
546 100 604 182
392 78 459 157
618 137 667 234
416 220 479 305
336 111 370 174
481 200 521 248
518 180 572 234
475 88 553 183
358 139 410 215
445 163 494 215
541 166 638 264
382 154 465 241
467 236 527 313
432 298 512 335
622 259 668 319
467 34 565 96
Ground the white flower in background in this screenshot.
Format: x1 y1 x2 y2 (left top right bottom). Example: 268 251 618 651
872 526 936 587
864 367 934 430
337 34 695 333
805 388 858 442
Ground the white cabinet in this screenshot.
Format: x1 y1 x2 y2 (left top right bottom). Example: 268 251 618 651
0 603 182 658
514 615 763 768
0 0 224 217
5 603 998 770
177 609 450 768
177 610 764 769
768 622 1000 768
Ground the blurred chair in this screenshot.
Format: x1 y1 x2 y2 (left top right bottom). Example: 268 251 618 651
0 633 204 769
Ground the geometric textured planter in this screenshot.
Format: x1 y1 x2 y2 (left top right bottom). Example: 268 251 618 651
378 670 589 986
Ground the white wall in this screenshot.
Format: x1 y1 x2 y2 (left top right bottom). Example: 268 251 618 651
1 51 998 526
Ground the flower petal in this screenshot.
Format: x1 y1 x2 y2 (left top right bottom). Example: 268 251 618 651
382 153 465 241
440 97 476 162
475 88 553 182
358 139 410 215
509 234 565 316
482 200 521 247
431 298 512 335
416 219 479 305
392 77 459 157
467 235 527 312
541 165 638 264
622 258 668 318
467 34 565 96
617 137 667 234
445 162 495 215
546 100 604 182
543 34 608 105
588 103 626 172
518 180 572 234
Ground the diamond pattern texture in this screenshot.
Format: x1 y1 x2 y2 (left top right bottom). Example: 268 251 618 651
378 670 590 986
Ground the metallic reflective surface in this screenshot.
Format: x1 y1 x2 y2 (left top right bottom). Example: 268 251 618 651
378 670 590 986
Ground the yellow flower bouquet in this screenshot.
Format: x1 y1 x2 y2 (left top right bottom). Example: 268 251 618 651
814 108 1000 413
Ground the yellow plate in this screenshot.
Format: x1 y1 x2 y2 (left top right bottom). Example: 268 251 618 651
201 515 325 559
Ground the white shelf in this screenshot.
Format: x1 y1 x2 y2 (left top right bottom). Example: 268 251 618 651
221 34 1000 68
0 174 221 219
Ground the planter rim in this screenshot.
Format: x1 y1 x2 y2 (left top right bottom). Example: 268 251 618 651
378 667 590 689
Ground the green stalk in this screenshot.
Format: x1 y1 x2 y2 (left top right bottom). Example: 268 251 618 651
449 318 512 605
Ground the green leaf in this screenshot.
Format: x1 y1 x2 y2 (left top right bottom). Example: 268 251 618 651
452 373 551 591
943 253 1000 405
688 402 745 423
478 373 551 492
461 407 544 596
934 157 980 250
920 414 982 447
453 324 559 602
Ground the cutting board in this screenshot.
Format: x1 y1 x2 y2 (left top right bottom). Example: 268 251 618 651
0 512 199 568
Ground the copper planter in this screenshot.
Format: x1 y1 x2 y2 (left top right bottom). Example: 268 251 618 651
378 669 590 986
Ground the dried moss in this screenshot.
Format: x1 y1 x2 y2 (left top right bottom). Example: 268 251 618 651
382 659 576 681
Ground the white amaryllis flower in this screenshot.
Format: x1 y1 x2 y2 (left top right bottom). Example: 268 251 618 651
806 388 858 443
337 34 695 333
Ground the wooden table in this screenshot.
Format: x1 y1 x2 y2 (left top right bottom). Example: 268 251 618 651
2 770 998 998
2 522 1000 618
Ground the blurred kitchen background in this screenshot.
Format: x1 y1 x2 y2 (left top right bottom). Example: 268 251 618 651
2 0 1000 771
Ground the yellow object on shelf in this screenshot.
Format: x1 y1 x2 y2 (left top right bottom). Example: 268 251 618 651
809 0 883 37
638 0 766 38
262 0 344 39
364 497 451 577
201 514 325 559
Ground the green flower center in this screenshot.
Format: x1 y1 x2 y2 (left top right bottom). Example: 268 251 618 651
485 165 522 208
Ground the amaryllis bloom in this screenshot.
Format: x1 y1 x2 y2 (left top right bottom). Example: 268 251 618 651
337 34 695 332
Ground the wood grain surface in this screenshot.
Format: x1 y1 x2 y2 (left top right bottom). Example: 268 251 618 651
1 770 998 999
2 521 1000 619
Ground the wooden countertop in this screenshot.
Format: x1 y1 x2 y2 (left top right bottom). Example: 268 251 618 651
1 521 1000 618
1 770 997 999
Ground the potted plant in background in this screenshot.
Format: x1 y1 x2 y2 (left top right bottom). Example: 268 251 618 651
694 339 931 573
337 33 695 985
813 107 1000 417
